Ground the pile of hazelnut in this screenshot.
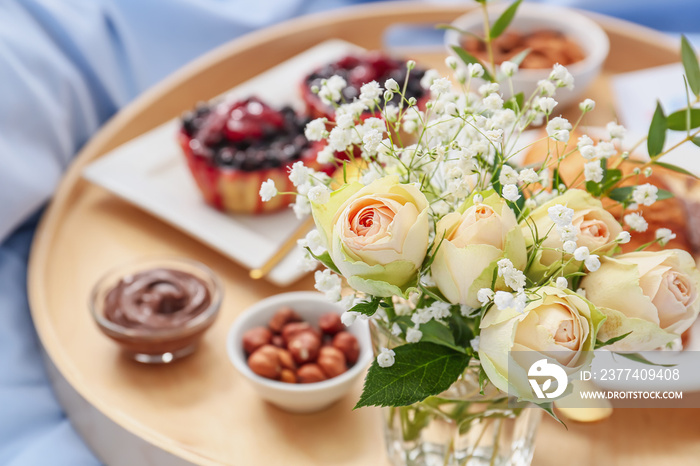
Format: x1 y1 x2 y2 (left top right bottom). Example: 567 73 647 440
242 307 360 384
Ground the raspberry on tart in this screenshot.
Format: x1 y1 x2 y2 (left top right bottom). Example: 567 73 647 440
301 52 429 120
179 97 330 214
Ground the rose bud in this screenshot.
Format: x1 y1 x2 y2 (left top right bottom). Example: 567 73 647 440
317 346 347 378
288 331 321 365
319 312 344 335
297 363 327 383
247 345 282 380
332 331 360 365
242 327 272 354
268 307 302 333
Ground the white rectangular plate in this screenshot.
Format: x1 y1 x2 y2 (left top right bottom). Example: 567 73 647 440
83 39 362 287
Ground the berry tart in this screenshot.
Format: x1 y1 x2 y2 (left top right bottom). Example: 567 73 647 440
301 52 429 120
179 97 329 214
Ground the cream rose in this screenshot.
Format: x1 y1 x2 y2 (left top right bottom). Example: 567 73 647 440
478 287 605 400
580 250 700 350
523 189 622 271
431 192 526 307
310 176 430 297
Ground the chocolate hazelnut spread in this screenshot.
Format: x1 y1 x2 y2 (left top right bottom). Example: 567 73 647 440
104 268 211 330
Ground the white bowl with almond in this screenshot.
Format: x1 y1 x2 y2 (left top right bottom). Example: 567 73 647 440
227 291 372 413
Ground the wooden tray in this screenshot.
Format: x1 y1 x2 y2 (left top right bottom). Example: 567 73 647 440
27 3 700 465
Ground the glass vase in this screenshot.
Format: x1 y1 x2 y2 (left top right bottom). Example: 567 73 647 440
369 320 541 466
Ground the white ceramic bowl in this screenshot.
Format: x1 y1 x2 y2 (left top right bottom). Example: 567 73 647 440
445 3 609 108
227 291 372 413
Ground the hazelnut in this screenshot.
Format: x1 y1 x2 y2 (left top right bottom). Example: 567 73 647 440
277 348 297 370
247 345 281 379
271 335 285 348
318 312 344 335
288 331 321 365
317 346 347 378
268 307 302 333
280 369 297 384
281 321 319 344
332 332 360 365
242 326 272 354
297 363 327 383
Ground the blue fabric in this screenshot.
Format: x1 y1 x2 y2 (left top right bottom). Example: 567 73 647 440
0 1 698 464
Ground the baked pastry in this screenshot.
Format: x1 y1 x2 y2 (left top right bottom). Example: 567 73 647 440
179 97 330 214
301 52 429 120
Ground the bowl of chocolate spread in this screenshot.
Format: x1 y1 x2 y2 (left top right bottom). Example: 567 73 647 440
90 257 223 363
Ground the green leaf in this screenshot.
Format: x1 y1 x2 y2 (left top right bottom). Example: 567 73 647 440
693 137 700 148
451 45 495 82
304 248 340 274
552 168 567 190
614 352 675 368
681 35 700 96
536 402 567 428
602 168 623 192
503 92 525 112
647 101 667 157
509 48 531 67
490 0 523 39
419 284 448 302
652 161 699 179
666 108 700 131
447 308 473 348
419 320 465 353
436 24 484 42
595 331 633 349
348 297 381 317
355 342 471 408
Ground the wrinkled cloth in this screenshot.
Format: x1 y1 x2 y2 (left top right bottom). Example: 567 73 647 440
0 1 698 464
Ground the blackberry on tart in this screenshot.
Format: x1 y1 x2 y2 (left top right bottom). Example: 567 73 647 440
301 52 429 120
179 97 331 214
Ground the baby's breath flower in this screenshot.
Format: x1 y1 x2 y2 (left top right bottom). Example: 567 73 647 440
535 97 557 114
406 327 423 343
288 161 310 186
455 68 467 83
644 167 653 177
616 231 631 244
502 184 521 202
549 63 574 89
573 246 590 261
384 78 400 92
477 288 494 305
483 93 504 110
500 60 518 77
624 212 648 232
420 68 441 89
341 311 359 326
391 323 402 336
584 160 604 183
546 116 572 142
655 228 676 246
297 252 318 272
578 134 594 148
445 56 458 70
519 168 539 184
585 255 601 272
362 128 382 154
499 165 519 185
537 79 556 97
318 75 346 104
377 348 396 368
335 113 355 130
595 141 617 159
430 77 452 95
563 240 577 254
316 145 335 164
579 98 596 112
473 193 484 204
292 196 311 219
548 204 574 227
632 183 658 206
307 185 331 205
470 336 480 352
468 63 484 78
360 81 382 104
305 118 327 141
298 228 325 256
555 277 568 289
494 291 514 310
557 224 579 242
328 127 352 152
314 269 342 301
607 121 627 140
406 59 416 70
383 104 399 123
259 179 277 202
479 82 500 95
580 145 596 159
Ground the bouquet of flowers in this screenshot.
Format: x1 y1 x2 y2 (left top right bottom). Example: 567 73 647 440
258 0 700 422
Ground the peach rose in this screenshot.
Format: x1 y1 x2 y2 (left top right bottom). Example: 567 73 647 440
432 192 526 307
581 250 700 350
310 176 429 297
